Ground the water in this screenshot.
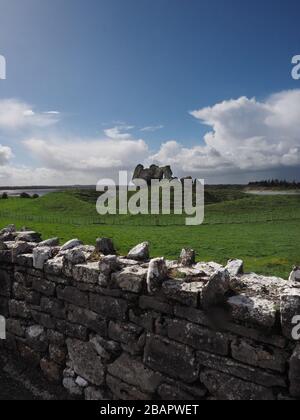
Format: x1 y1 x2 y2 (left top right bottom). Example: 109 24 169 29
0 188 63 197
246 190 300 196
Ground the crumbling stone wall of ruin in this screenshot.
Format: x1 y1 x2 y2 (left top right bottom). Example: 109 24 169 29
1 225 300 401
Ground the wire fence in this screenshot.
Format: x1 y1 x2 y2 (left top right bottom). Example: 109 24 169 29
1 209 300 227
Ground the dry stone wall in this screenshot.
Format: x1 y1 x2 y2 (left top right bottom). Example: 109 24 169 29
1 224 300 401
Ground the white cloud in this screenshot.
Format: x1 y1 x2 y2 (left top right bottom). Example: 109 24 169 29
0 101 148 184
0 99 60 130
150 141 232 175
140 125 164 132
0 134 150 186
0 144 13 165
23 136 149 174
0 164 104 186
1 90 300 186
152 90 300 175
104 125 135 140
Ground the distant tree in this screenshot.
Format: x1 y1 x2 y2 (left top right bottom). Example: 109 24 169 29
248 179 300 189
1 192 8 199
32 194 39 199
20 192 31 199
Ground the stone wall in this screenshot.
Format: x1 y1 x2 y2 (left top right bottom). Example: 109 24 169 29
1 225 300 401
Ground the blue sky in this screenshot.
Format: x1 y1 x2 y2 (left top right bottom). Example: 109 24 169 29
0 0 299 185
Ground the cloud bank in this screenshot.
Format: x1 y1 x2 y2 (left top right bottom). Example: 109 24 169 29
152 90 300 175
0 99 60 130
0 90 299 186
0 144 13 165
23 137 149 173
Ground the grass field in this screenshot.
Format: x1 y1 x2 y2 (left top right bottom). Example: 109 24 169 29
0 188 299 279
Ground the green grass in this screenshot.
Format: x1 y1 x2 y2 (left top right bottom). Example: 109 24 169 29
0 189 299 279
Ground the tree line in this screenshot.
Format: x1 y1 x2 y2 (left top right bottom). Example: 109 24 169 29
248 180 300 189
